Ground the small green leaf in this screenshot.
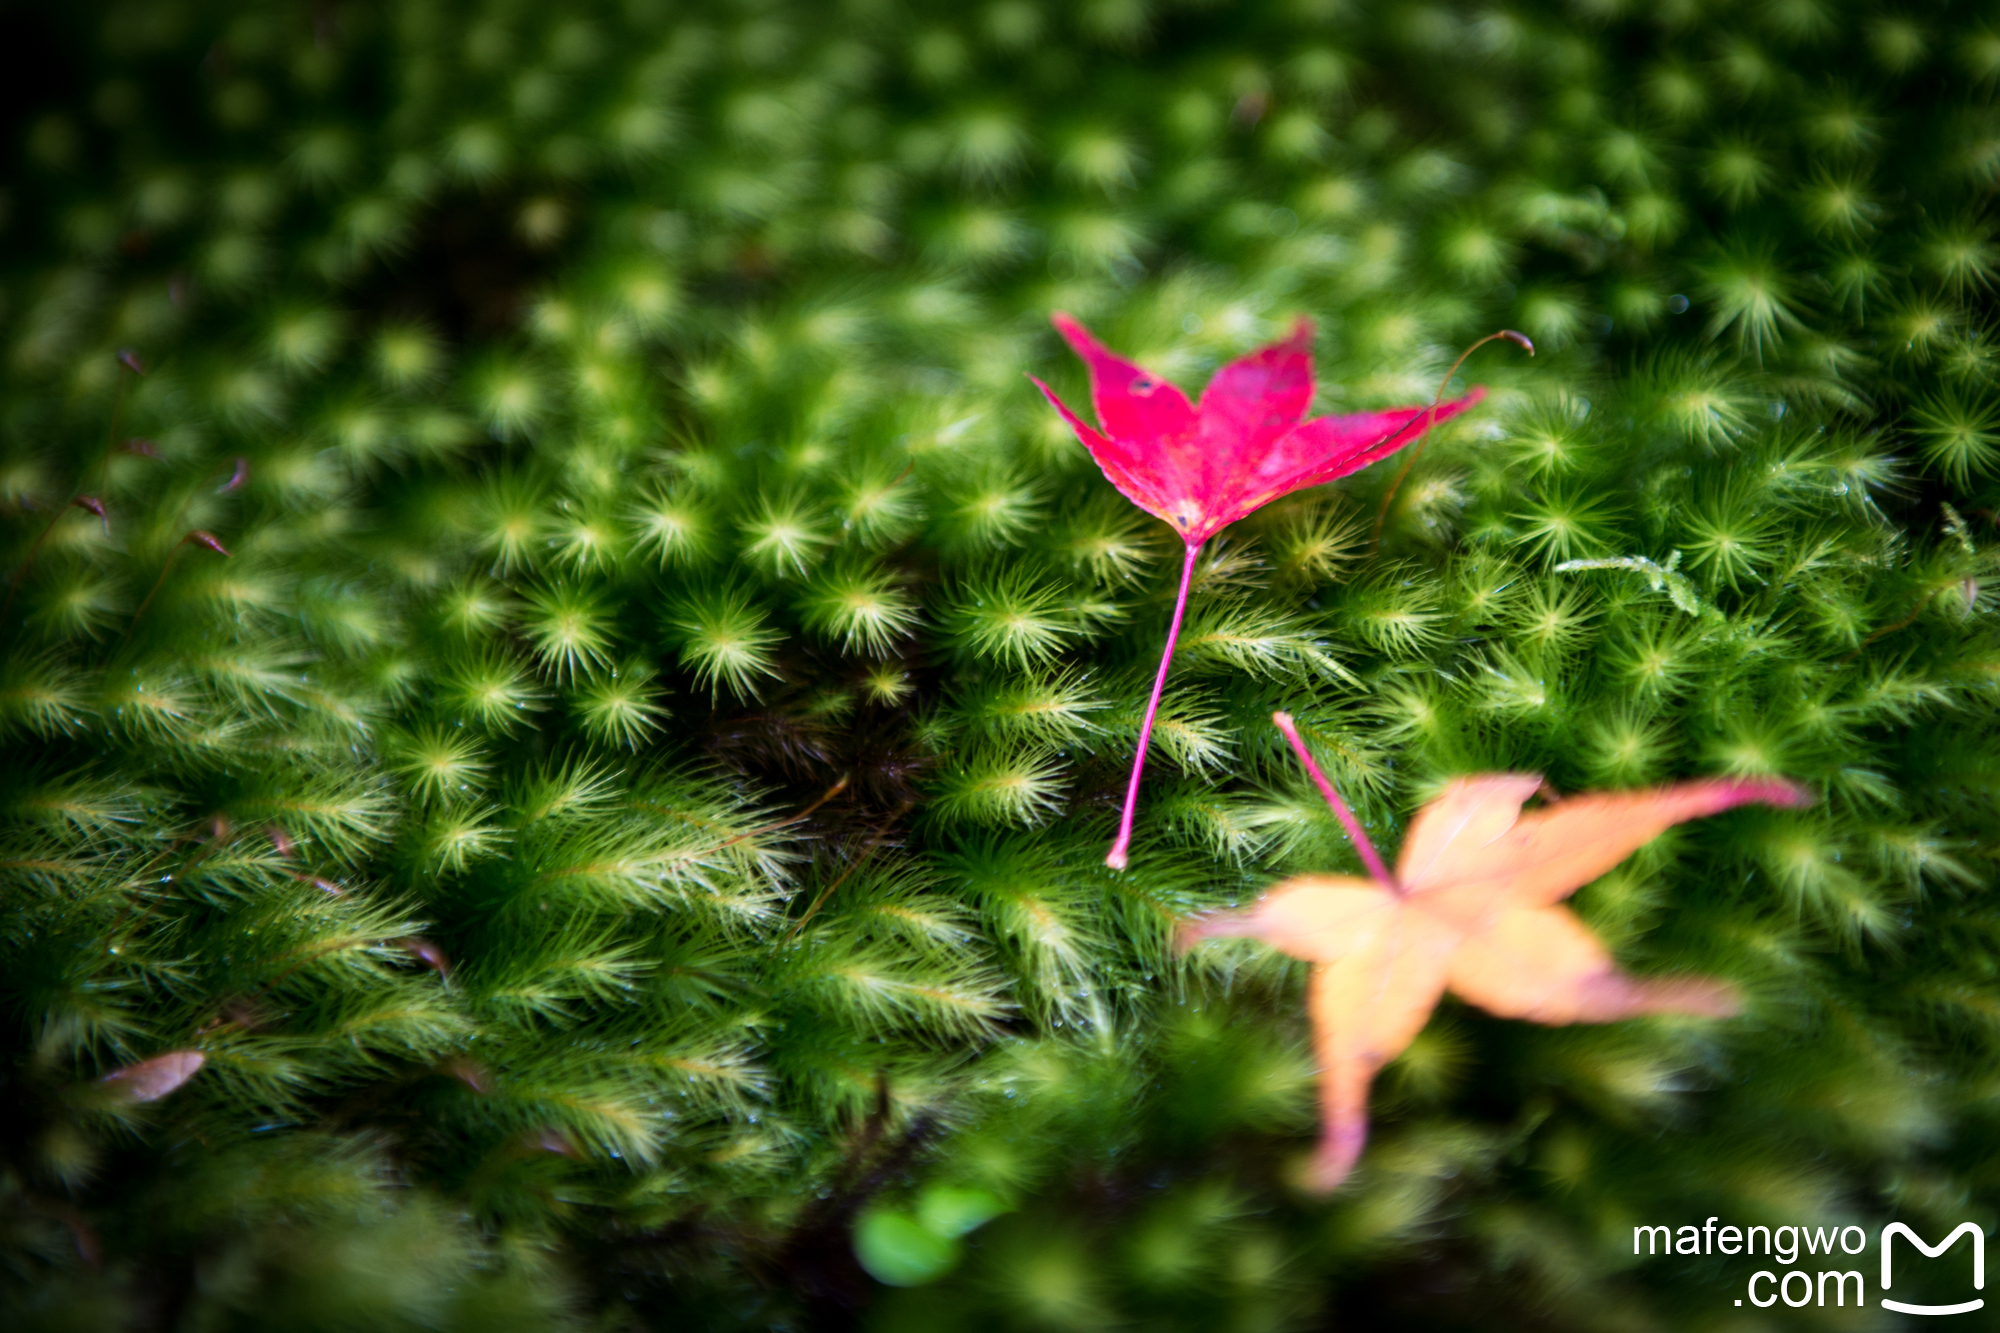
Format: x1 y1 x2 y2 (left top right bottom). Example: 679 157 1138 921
917 1185 1008 1239
854 1208 961 1286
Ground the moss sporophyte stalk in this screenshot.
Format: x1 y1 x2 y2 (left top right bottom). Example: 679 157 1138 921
5 0 2000 1327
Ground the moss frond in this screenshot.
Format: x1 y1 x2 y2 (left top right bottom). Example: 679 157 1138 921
1697 241 1808 358
835 460 925 549
434 579 518 639
437 651 546 734
937 467 1044 553
781 937 1011 1040
519 582 615 683
1910 387 2000 484
738 492 831 579
1796 172 1882 238
799 563 919 656
1676 487 1781 590
668 587 784 700
940 568 1076 670
1919 217 2000 294
1702 136 1775 208
624 485 716 569
1054 492 1164 584
1177 600 1344 681
1262 498 1364 585
932 744 1070 826
473 471 548 576
960 670 1106 745
1340 570 1446 656
1509 481 1621 567
571 661 669 750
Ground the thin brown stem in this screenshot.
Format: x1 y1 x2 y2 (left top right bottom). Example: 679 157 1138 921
781 798 912 946
123 551 183 641
737 773 851 848
122 530 232 644
776 773 852 827
1370 329 1533 552
1837 595 1940 665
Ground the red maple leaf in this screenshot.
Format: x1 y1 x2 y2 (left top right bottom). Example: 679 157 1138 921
1031 314 1497 868
1180 711 1809 1192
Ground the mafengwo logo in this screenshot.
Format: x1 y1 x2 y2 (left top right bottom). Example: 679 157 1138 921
1633 1220 1987 1314
1881 1225 1987 1317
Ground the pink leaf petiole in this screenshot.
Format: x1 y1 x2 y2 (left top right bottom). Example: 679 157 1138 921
1270 710 1396 890
1106 541 1202 870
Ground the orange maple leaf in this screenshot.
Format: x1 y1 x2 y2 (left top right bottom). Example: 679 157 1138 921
1180 712 1810 1193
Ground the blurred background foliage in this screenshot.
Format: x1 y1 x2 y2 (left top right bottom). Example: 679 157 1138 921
2 0 1998 1328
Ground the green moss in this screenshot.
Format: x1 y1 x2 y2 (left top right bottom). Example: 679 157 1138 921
2 0 1998 1328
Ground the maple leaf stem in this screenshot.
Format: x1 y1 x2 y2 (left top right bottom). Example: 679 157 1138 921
1107 540 1202 870
1370 329 1533 552
1271 710 1396 889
